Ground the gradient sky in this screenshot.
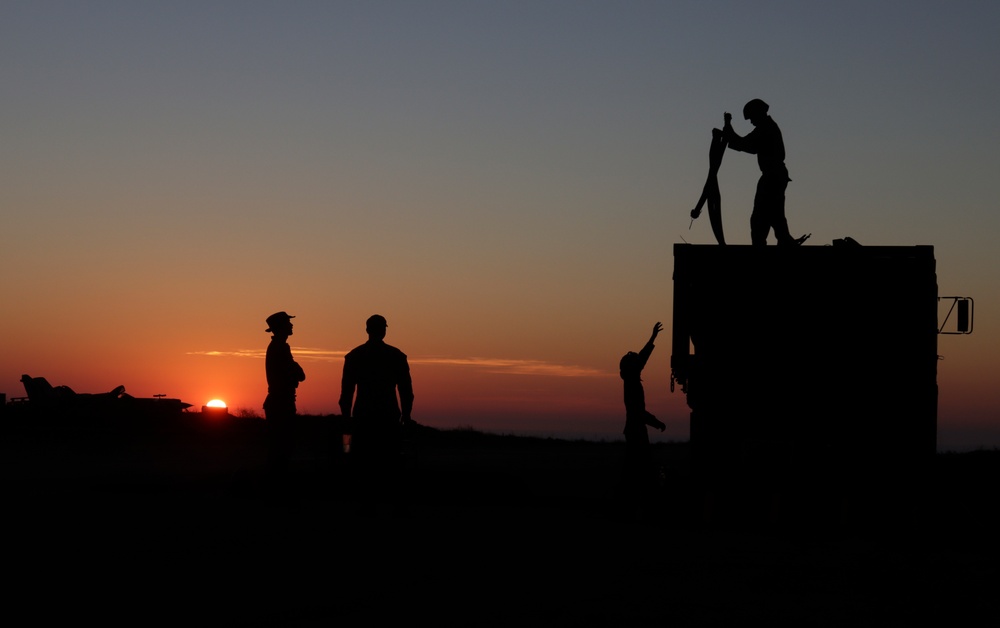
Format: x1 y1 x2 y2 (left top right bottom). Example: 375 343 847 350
3 1 998 450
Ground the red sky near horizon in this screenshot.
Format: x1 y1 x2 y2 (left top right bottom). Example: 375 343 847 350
2 295 993 451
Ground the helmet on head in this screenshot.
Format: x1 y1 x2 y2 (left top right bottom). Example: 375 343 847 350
743 98 769 120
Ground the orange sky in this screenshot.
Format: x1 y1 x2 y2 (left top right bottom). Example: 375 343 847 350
4 298 992 450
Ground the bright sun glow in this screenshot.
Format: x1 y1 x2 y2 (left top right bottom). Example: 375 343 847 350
206 399 227 408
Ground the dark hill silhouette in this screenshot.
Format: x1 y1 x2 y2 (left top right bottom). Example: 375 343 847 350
2 410 998 625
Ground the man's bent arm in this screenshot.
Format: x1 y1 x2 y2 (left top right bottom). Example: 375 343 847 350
399 375 414 420
725 126 757 154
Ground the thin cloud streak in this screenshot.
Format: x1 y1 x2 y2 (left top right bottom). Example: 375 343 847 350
410 357 608 378
188 348 346 361
190 350 607 377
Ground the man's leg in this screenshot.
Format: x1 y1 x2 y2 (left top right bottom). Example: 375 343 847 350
769 175 795 245
265 405 294 478
750 178 771 245
756 174 795 246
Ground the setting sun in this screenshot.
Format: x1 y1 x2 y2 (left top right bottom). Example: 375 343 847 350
206 399 227 408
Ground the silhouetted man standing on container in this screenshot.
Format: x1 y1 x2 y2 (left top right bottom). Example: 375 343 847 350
340 314 413 502
724 99 807 246
263 311 306 477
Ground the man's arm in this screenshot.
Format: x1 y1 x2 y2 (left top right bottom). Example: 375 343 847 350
398 355 414 422
291 358 305 383
338 358 355 417
267 343 306 388
648 321 662 345
724 120 757 154
637 321 662 366
644 411 666 432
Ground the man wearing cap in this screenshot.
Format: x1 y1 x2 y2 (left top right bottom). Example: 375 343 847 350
263 311 306 475
723 99 807 246
339 314 413 475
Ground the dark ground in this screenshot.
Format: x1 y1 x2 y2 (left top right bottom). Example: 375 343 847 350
2 412 999 627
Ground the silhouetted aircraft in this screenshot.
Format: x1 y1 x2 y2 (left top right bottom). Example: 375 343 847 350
8 374 192 420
